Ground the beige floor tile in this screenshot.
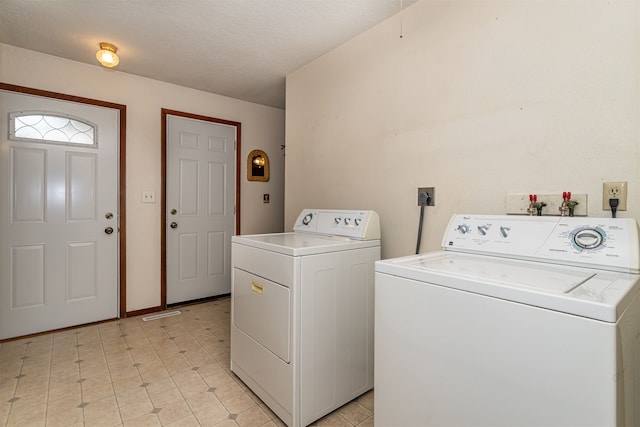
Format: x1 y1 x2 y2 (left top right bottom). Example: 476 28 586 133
0 401 11 426
144 376 174 393
139 366 171 383
213 381 244 403
0 360 22 376
336 400 372 425
82 394 122 426
235 405 271 426
176 378 209 400
44 406 84 426
49 362 79 378
115 385 149 408
356 390 374 411
171 370 201 387
164 358 194 376
200 367 235 388
315 412 352 427
1 298 377 427
147 384 184 408
185 351 215 367
123 412 161 426
111 373 143 394
186 390 224 414
193 401 229 427
0 385 16 402
118 394 154 422
82 377 115 403
355 416 374 427
6 394 47 425
164 412 200 426
47 381 82 403
15 382 48 399
213 420 240 427
156 399 194 425
221 393 257 414
46 392 84 416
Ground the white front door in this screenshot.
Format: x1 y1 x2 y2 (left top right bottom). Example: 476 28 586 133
166 115 236 304
0 90 119 340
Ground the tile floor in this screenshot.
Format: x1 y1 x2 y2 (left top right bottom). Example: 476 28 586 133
0 297 374 426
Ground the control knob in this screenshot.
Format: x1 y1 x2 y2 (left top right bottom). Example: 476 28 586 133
573 228 604 250
354 218 362 226
478 225 489 235
500 226 511 238
302 213 313 225
334 217 342 224
457 224 471 234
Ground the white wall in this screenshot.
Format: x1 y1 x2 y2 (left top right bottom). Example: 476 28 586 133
1 44 285 312
285 0 640 259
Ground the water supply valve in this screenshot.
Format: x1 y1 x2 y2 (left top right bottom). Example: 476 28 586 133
559 191 578 217
527 194 546 216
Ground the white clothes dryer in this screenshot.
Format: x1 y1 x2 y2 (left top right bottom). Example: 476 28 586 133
231 209 380 427
375 214 640 427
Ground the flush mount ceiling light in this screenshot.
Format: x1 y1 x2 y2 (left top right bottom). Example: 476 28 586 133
96 42 119 68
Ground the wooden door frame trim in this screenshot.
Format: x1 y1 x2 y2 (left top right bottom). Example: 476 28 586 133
0 82 128 319
160 108 241 309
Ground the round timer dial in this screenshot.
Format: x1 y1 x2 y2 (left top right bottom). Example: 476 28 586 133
571 227 606 250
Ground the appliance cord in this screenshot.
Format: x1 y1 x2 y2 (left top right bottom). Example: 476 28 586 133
416 204 425 254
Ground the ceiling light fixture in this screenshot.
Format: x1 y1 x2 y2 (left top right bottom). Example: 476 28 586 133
96 42 119 68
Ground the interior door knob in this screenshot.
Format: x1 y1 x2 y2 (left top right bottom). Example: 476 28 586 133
170 222 178 229
105 227 114 235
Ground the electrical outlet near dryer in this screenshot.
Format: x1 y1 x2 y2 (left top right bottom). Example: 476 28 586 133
602 182 627 211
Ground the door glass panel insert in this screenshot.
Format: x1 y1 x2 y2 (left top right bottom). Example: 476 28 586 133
10 112 97 146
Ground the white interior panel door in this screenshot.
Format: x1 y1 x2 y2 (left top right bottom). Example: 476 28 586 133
167 115 235 304
0 90 119 340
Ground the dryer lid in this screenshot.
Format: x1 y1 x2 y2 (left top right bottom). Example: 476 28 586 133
232 232 379 256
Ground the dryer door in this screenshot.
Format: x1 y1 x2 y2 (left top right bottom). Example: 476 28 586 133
233 268 291 362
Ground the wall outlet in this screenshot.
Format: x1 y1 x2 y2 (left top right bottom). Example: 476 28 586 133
602 182 627 211
418 187 435 206
142 191 156 203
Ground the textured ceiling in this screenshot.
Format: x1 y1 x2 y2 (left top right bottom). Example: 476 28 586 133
0 0 418 108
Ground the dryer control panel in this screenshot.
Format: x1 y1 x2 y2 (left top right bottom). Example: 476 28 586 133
293 209 380 240
443 214 640 273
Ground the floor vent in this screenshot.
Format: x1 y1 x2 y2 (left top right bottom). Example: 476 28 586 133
142 311 181 321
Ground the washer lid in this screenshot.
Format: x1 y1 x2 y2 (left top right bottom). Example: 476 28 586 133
419 253 594 294
232 232 379 256
376 251 640 322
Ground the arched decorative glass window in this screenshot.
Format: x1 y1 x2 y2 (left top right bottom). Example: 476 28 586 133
9 111 97 147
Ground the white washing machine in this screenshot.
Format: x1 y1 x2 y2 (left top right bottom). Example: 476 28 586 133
231 209 380 427
375 214 640 427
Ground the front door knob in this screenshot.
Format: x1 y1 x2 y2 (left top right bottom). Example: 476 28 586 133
170 222 178 229
105 227 114 235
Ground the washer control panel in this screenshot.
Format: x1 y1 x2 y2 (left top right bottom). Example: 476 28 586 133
293 209 380 240
443 214 640 273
